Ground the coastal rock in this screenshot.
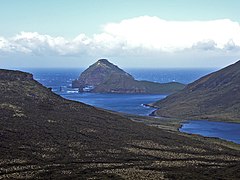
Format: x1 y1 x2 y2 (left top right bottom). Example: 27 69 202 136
153 60 240 121
72 59 185 94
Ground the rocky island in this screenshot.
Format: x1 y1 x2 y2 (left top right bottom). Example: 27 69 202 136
152 60 240 122
72 59 185 94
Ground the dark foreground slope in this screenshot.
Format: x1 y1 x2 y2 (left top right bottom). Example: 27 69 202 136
1 69 240 179
153 60 240 122
72 59 185 94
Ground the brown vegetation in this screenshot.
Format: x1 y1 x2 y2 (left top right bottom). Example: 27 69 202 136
153 60 240 122
0 69 240 179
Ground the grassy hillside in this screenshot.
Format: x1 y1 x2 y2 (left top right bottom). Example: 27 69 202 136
1 69 240 179
152 60 240 122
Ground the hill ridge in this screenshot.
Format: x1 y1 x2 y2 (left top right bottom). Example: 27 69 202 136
153 60 240 121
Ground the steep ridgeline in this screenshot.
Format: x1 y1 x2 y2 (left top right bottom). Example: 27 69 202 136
1 69 240 179
152 60 240 121
72 59 185 94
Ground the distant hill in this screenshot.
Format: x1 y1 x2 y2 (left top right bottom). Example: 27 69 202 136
152 60 240 121
72 59 185 94
1 69 240 179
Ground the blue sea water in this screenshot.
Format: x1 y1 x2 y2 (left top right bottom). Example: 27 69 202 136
24 68 214 115
59 92 166 116
180 120 240 144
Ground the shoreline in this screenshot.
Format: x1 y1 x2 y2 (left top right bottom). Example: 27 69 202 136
142 105 240 145
143 103 159 117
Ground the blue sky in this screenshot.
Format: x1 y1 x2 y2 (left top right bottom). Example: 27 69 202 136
1 0 240 68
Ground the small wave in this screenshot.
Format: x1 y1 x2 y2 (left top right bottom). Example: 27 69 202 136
67 90 78 93
141 104 150 108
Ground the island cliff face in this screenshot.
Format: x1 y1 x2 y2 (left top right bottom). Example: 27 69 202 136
152 60 240 121
72 59 185 94
1 69 240 179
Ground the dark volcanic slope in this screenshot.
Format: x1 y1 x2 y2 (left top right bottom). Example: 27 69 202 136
153 60 240 121
72 59 185 94
1 69 240 179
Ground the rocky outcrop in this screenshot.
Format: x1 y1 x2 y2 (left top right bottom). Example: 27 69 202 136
72 59 134 88
152 60 240 121
72 59 185 94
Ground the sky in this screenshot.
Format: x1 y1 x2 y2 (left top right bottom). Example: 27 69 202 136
0 0 240 68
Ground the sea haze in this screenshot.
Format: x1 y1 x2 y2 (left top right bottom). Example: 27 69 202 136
23 68 215 116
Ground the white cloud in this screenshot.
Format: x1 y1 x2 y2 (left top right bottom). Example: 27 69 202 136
102 16 240 51
191 40 217 51
0 36 11 52
1 16 240 57
11 32 69 55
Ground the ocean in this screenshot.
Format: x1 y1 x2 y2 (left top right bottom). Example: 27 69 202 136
24 68 215 115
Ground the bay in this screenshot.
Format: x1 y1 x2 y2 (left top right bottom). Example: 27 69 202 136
180 120 240 144
22 68 240 144
59 92 166 115
24 68 214 115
